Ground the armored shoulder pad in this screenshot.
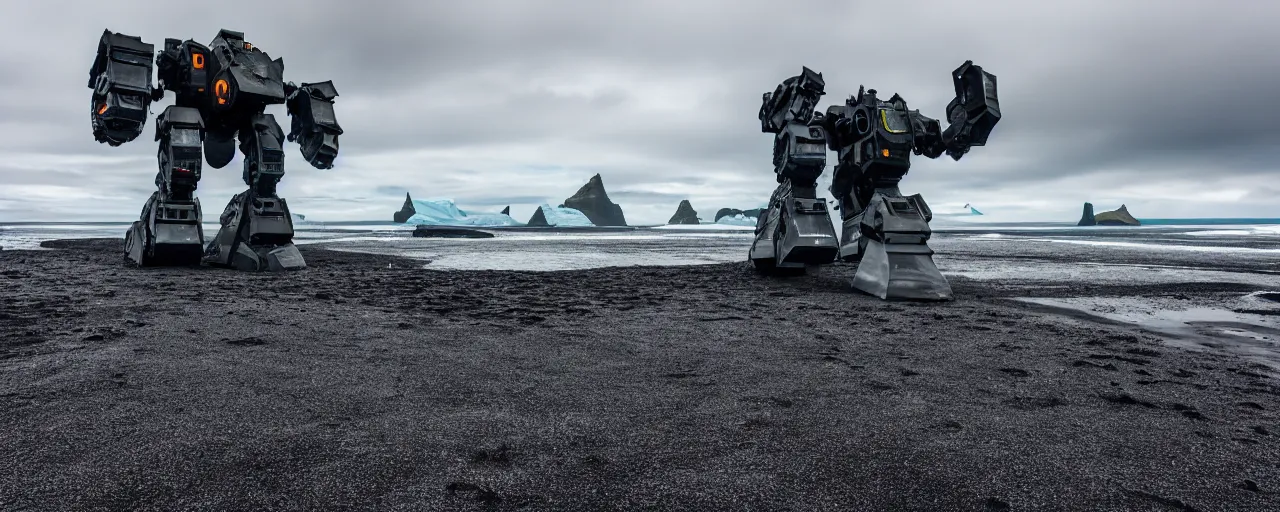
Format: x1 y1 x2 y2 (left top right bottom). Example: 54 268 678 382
88 29 155 146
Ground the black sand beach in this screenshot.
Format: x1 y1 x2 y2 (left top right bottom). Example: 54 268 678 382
2 238 1278 510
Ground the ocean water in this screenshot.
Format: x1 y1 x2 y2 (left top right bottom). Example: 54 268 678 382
3 219 1279 276
1138 218 1280 225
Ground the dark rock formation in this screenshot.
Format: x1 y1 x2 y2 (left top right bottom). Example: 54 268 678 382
1095 204 1140 226
714 208 738 221
668 200 699 225
412 226 495 238
1077 202 1096 226
1078 202 1140 226
563 174 627 226
394 193 416 223
714 207 765 222
527 207 549 226
501 206 510 216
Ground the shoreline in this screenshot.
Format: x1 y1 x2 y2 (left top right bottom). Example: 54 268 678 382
2 238 1278 510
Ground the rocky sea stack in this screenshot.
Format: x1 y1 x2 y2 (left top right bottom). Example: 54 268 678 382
393 193 416 223
668 200 699 225
527 207 549 226
1078 202 1140 226
1077 202 1096 226
563 174 627 226
1095 204 1140 226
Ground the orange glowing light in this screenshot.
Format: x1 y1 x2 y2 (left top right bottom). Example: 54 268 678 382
192 53 204 69
214 79 229 105
97 104 108 114
881 149 890 157
244 43 252 49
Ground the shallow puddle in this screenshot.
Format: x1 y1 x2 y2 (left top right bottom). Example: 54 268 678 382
1013 294 1280 372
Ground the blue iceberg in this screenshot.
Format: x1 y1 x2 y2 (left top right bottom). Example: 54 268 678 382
405 198 521 227
531 204 594 226
716 213 759 226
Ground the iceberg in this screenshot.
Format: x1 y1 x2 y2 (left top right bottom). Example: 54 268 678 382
528 204 594 226
404 198 521 227
716 213 759 227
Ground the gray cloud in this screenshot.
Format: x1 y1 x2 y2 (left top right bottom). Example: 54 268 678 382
0 0 1277 224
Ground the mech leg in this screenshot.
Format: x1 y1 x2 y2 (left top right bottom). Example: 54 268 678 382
124 106 205 266
748 122 839 272
202 113 305 271
749 179 838 272
834 165 951 301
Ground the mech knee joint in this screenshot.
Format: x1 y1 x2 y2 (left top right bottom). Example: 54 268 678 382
240 114 286 195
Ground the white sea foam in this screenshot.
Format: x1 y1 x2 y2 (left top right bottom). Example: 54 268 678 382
1026 238 1280 254
1182 225 1280 237
650 224 755 231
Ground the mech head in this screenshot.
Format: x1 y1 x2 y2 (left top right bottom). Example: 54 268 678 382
212 29 253 51
796 67 826 97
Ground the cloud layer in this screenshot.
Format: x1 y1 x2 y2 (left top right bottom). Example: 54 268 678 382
1 0 1277 223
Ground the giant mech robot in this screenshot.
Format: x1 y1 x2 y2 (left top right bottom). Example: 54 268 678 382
751 61 1000 300
88 28 342 271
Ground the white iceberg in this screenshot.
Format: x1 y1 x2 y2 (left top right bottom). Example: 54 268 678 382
405 198 521 227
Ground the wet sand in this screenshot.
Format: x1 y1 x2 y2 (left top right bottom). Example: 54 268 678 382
2 238 1278 510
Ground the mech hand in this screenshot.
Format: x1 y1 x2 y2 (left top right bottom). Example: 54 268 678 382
285 81 343 169
941 61 1000 156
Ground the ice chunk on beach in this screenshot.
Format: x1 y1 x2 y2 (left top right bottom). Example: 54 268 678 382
716 213 758 227
405 198 520 227
535 204 594 226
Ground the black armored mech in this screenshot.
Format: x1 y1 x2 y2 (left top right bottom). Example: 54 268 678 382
751 61 1000 300
88 28 342 271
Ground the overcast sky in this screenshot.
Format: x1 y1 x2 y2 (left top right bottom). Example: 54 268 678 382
1 0 1276 224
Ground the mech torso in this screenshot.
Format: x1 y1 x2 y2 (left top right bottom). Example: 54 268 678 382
824 89 916 181
157 29 285 138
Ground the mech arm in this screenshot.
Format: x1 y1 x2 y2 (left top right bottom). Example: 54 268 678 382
758 67 829 186
909 61 1001 161
285 81 343 169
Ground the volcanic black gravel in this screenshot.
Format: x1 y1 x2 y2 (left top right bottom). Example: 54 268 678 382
1 238 1278 510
